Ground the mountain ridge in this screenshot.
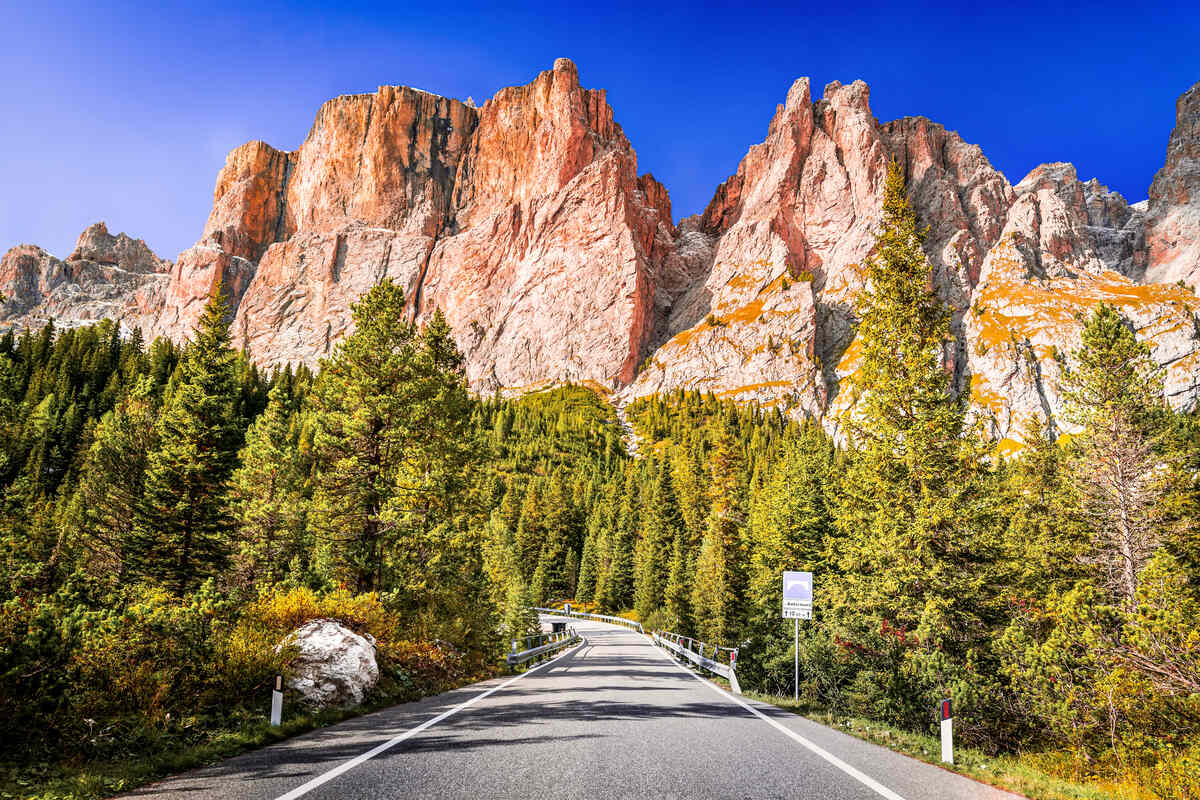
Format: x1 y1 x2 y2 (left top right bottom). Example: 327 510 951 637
3 59 1198 443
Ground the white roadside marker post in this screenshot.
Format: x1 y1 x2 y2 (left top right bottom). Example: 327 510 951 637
940 698 953 764
271 674 284 727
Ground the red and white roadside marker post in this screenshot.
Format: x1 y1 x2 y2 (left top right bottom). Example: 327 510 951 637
940 698 953 764
271 674 284 727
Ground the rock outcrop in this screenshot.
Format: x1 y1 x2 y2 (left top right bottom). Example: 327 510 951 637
278 619 379 710
2 65 1197 446
0 222 168 333
965 163 1200 451
627 78 1016 416
415 59 678 391
231 87 478 362
1145 83 1200 289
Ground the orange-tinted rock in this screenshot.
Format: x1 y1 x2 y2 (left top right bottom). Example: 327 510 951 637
966 162 1200 447
228 86 478 361
203 141 292 262
2 66 1197 450
1145 82 1200 288
629 78 1014 418
417 59 674 390
1 223 168 333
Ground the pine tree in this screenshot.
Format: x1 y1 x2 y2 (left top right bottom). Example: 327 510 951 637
664 527 694 634
1002 415 1090 597
483 508 515 586
501 572 540 644
601 468 638 610
66 376 158 582
591 474 620 602
1062 304 1170 607
691 523 733 645
575 525 599 603
514 480 545 581
634 458 684 621
310 286 477 604
746 423 833 618
533 515 571 602
672 443 708 544
690 424 747 645
133 289 240 593
828 160 1004 729
564 546 579 599
229 379 308 588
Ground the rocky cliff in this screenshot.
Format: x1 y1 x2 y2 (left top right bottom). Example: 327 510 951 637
2 62 1198 444
0 222 169 333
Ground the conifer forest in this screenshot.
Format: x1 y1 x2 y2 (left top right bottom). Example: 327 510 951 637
2 164 1197 798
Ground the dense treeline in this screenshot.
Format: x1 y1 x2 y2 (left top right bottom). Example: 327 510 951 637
2 160 1197 798
0 285 507 783
482 165 1200 795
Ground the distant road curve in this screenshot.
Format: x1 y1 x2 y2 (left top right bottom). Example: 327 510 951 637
129 617 1020 799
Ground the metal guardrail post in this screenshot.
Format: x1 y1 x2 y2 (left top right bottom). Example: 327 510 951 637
504 625 581 668
651 628 742 694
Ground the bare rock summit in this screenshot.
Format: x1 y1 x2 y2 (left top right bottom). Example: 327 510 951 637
3 67 1198 446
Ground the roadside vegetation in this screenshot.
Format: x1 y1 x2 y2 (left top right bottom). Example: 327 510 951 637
746 692 1157 800
528 165 1199 798
2 161 1196 799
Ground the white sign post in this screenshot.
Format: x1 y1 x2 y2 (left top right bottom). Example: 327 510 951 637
782 571 813 702
940 698 953 764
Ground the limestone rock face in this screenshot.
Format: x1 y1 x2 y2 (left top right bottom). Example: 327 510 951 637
628 78 1014 418
0 223 168 333
418 59 675 391
1145 83 1200 289
230 86 478 362
2 68 1197 449
966 163 1200 451
278 619 379 710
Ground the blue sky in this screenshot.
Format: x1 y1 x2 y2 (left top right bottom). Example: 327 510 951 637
2 0 1197 259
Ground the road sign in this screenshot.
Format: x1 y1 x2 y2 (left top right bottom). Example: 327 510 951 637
783 571 813 601
783 571 814 701
782 571 813 619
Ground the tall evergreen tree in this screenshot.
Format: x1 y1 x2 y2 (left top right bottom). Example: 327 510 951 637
634 457 683 621
1002 415 1090 597
664 527 694 635
66 376 158 582
133 289 240 593
746 423 833 618
601 468 638 611
1062 304 1170 607
828 160 1004 730
229 379 309 588
690 424 747 645
310 287 478 613
575 524 599 603
514 480 546 581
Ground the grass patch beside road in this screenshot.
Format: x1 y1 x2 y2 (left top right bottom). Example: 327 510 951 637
746 692 1158 800
0 670 499 800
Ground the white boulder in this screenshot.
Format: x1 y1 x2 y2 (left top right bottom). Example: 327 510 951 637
277 619 379 710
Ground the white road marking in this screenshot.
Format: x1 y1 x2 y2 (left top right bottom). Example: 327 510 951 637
645 632 909 800
273 638 587 800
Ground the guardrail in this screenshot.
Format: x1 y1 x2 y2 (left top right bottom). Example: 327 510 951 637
533 606 644 633
653 630 742 694
505 626 580 668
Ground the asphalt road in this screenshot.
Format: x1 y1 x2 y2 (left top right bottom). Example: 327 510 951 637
130 617 1021 799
